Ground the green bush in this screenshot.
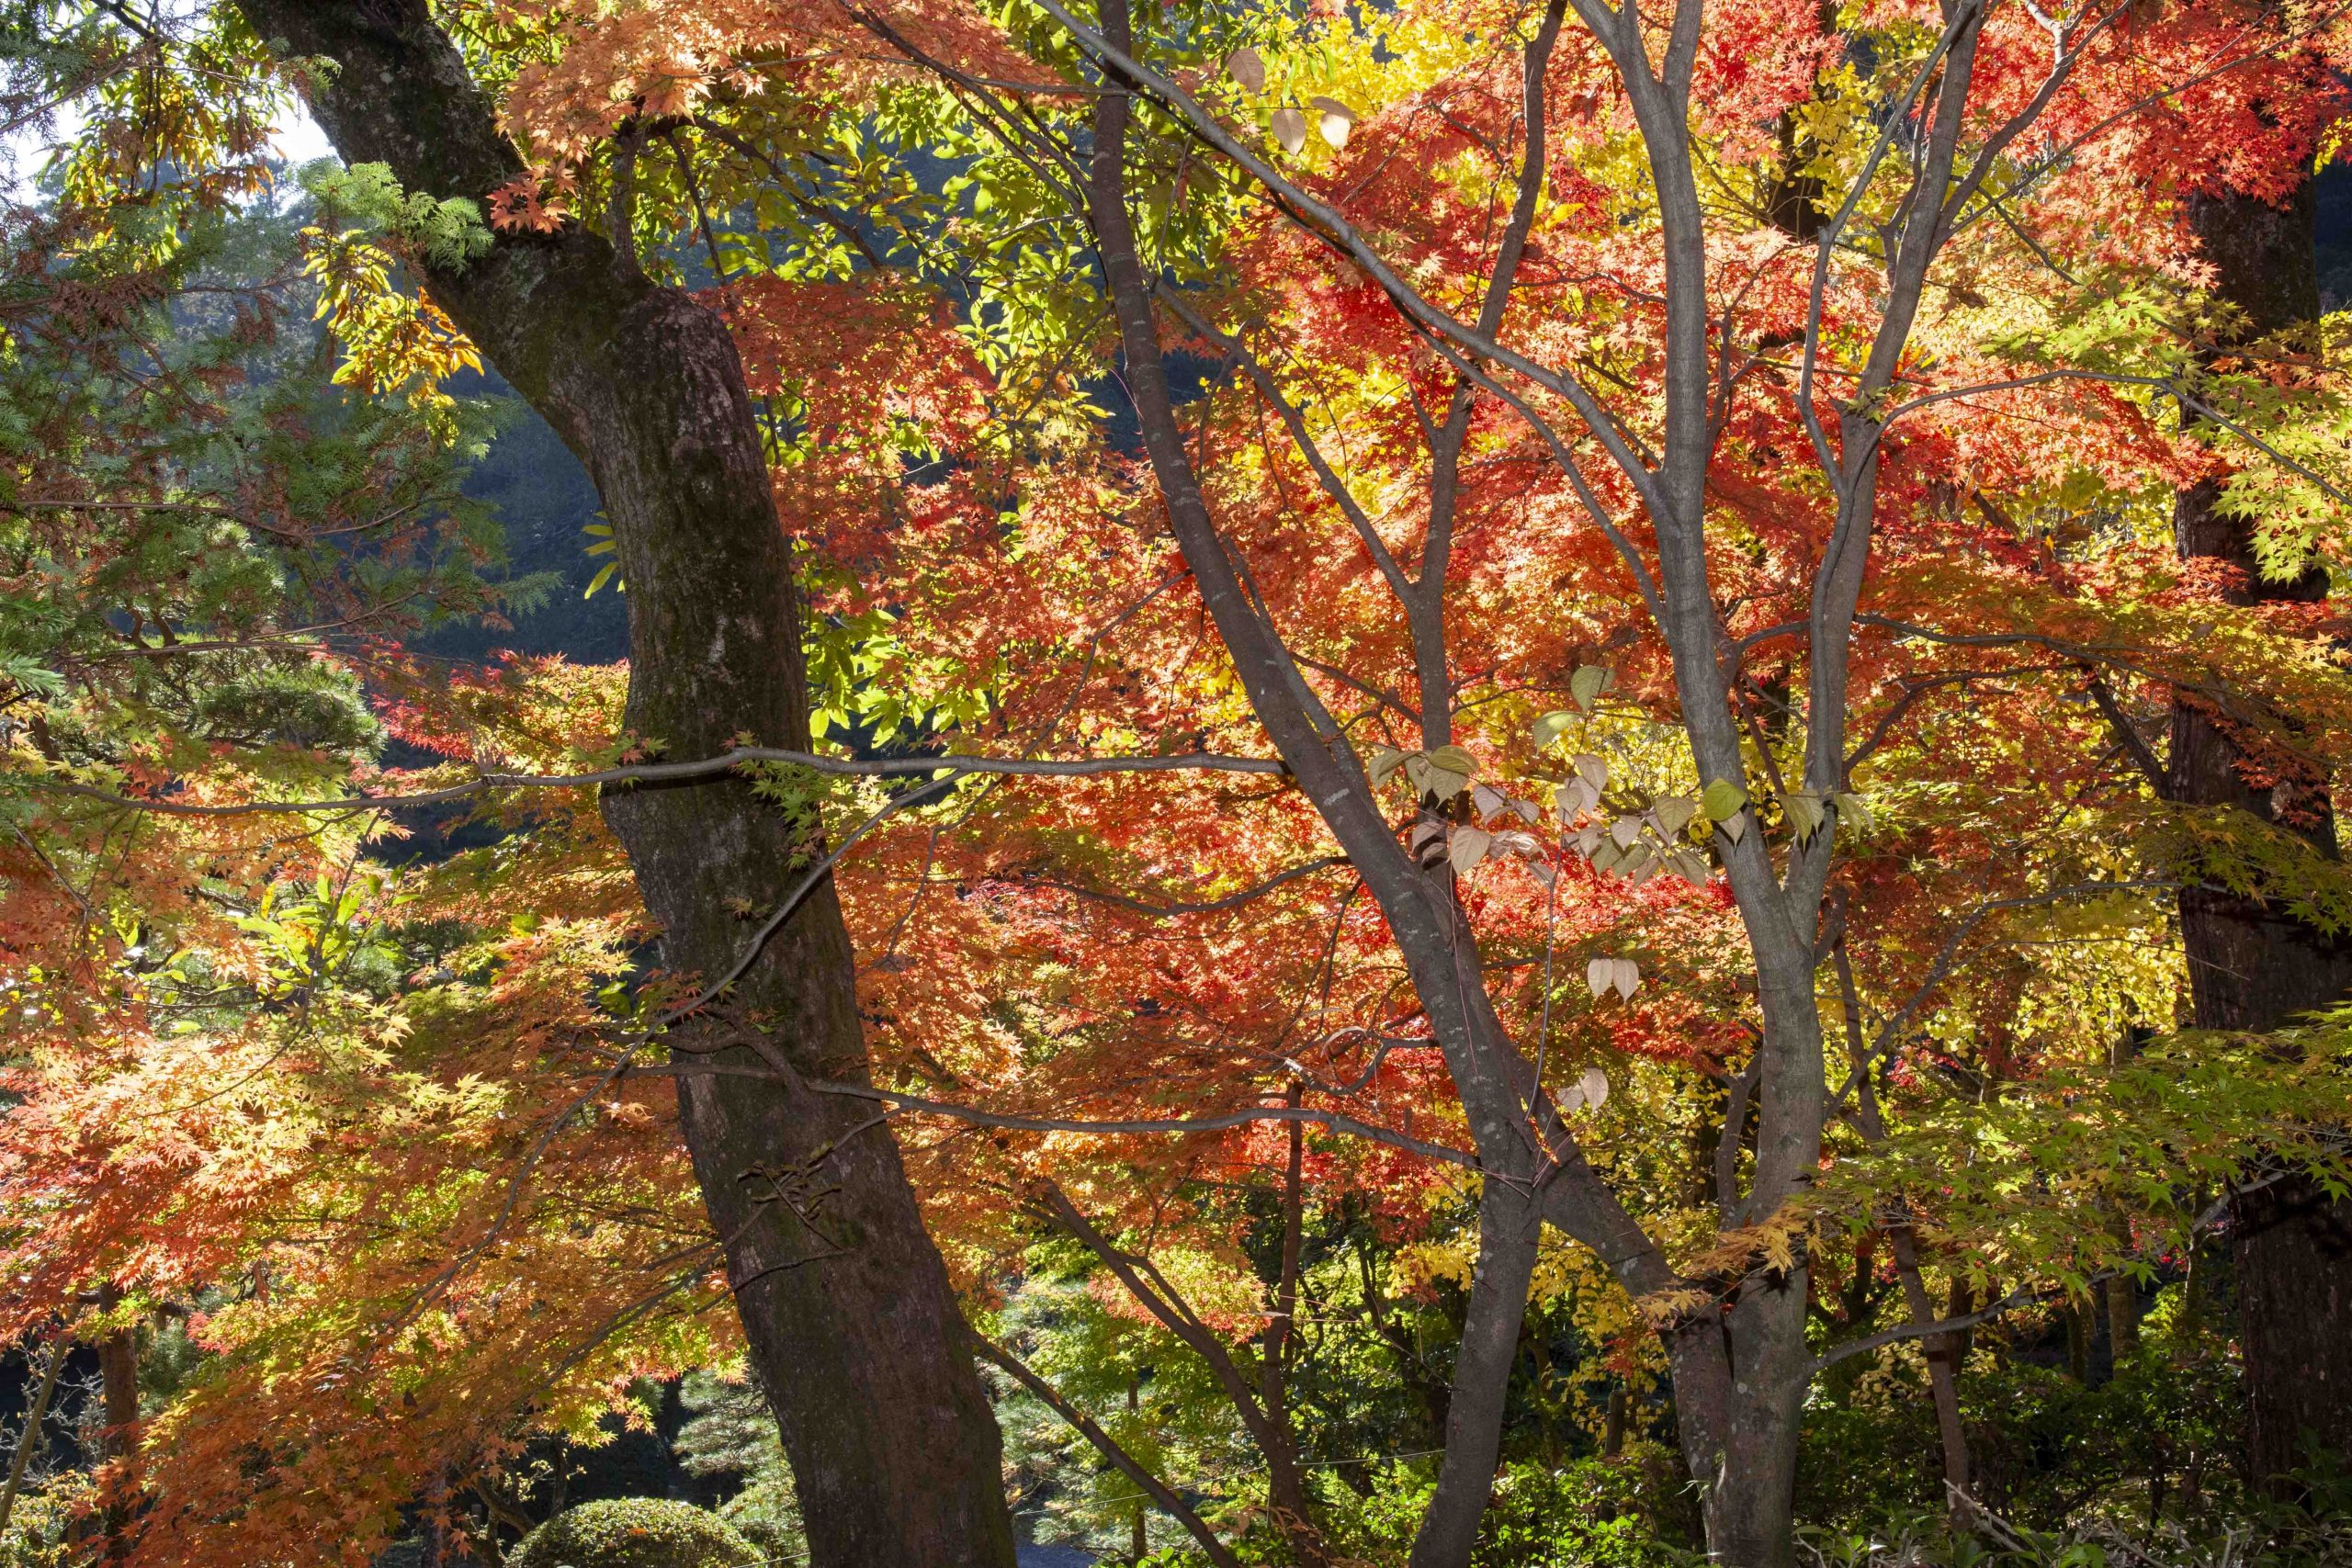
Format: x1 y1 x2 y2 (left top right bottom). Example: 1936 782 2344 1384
1471 1446 1702 1568
508 1498 757 1568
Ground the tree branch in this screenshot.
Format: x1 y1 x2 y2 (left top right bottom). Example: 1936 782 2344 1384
22 746 1287 818
974 1336 1240 1568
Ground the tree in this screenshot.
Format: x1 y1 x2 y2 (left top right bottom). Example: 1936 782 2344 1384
690 0 2346 1556
5 4 1015 1562
764 0 2349 1555
2165 171 2352 1490
224 5 1019 1562
12 0 2352 1562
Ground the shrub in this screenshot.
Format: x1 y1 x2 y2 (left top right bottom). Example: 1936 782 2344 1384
508 1498 757 1568
1472 1446 1703 1568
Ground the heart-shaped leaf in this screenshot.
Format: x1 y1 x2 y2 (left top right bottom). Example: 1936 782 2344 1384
1782 790 1826 842
1653 795 1697 837
1368 745 1407 787
1447 826 1491 874
1225 46 1266 92
1702 777 1748 822
1579 1064 1611 1106
1310 95 1356 147
1569 664 1610 714
1585 956 1612 998
1610 959 1640 999
1532 710 1576 750
1271 105 1307 153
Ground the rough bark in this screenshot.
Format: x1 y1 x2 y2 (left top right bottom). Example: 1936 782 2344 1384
2171 181 2352 1492
230 7 1016 1562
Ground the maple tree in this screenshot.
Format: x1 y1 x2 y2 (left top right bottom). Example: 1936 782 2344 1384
7 0 2352 1566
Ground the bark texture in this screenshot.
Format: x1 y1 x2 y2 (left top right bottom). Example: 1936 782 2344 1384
231 6 1016 1561
2172 181 2352 1491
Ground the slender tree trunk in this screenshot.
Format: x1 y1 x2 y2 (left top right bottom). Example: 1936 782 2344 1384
97 1327 137 1462
1261 1083 1306 1427
2064 1303 2089 1383
1408 1180 1541 1568
90 1291 139 1562
1888 1229 1972 1516
976 1337 1240 1568
2171 179 2352 1492
1127 1375 1148 1565
0 1336 63 1536
416 1469 449 1568
232 8 1016 1562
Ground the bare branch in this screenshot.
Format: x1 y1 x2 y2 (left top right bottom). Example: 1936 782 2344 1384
633 1062 1479 1170
22 746 1287 818
1021 855 1352 918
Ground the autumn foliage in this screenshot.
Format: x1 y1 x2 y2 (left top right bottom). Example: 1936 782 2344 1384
6 0 2352 1562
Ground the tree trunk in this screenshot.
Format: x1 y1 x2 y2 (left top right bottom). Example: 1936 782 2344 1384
1650 1265 1811 1568
1887 1229 1972 1515
2171 180 2352 1492
97 1327 137 1462
1408 1181 1542 1568
232 7 1016 1562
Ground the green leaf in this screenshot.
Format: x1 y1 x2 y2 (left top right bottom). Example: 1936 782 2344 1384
1569 663 1611 714
1532 710 1576 750
1367 746 1407 788
1702 777 1748 823
1831 791 1871 832
1782 791 1826 842
1428 744 1478 778
1405 753 1472 802
1652 795 1697 838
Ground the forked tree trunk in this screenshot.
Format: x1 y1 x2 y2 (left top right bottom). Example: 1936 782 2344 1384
1663 1279 1811 1568
2171 179 2352 1493
232 6 1017 1562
